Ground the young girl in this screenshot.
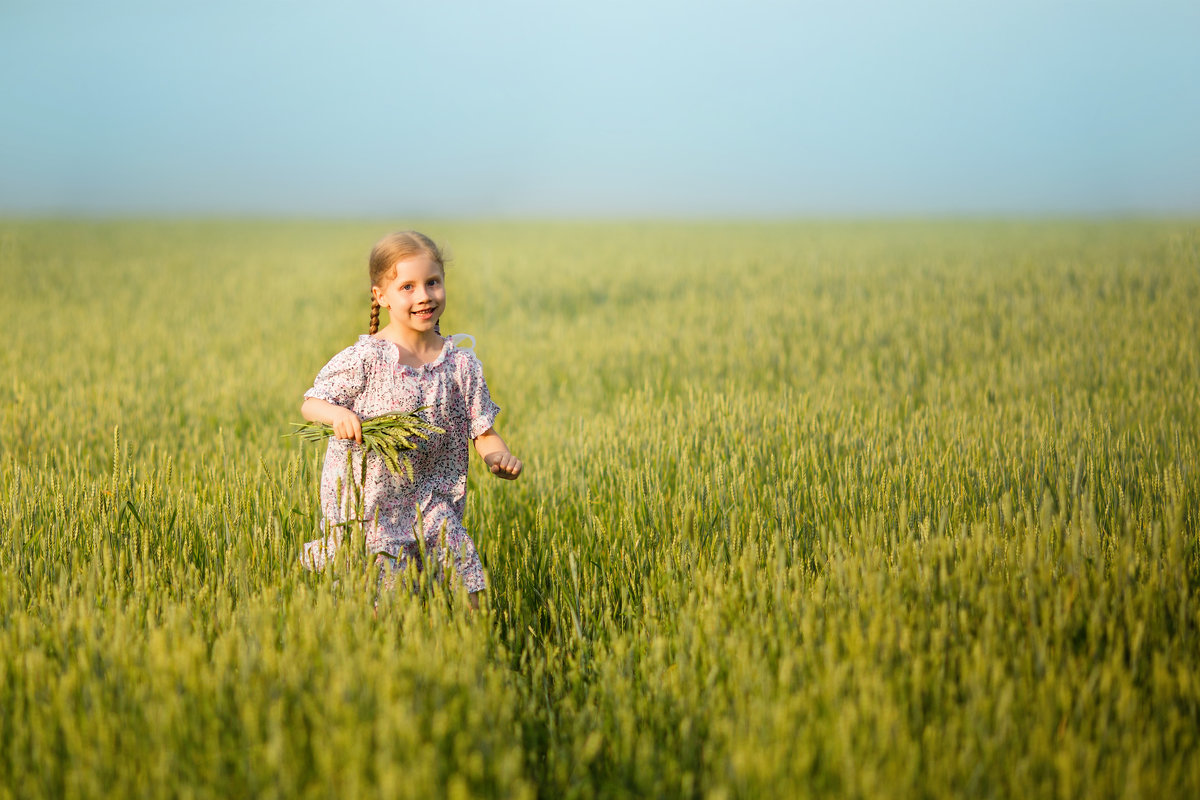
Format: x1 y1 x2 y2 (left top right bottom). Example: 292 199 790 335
300 231 521 609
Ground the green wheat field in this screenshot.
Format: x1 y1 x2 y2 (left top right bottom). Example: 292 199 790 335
1 220 1198 799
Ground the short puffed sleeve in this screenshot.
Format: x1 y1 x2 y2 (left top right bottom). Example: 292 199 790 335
303 344 366 408
454 350 500 439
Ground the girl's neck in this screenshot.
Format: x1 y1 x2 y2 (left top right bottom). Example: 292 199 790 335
373 325 444 366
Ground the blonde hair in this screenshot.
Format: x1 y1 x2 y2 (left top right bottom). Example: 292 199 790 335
367 231 446 335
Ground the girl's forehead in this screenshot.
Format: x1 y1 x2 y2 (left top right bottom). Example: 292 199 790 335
383 253 443 281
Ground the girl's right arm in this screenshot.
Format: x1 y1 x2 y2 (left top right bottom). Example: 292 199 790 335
301 397 363 443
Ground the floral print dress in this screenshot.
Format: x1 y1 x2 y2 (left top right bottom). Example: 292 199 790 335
301 334 498 593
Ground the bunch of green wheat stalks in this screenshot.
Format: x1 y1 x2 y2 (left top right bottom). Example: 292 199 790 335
287 409 444 481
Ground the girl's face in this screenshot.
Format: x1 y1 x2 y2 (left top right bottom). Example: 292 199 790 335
372 253 446 336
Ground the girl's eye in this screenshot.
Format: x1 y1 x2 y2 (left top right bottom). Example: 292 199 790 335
401 283 413 291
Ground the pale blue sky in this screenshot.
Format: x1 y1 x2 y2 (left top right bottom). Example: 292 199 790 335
2 0 1197 217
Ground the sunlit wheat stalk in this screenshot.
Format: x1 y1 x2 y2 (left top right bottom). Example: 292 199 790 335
286 409 444 482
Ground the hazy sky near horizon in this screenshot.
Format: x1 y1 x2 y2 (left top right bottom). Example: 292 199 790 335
2 0 1198 217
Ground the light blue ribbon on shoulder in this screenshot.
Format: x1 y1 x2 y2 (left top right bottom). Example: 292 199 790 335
450 333 476 350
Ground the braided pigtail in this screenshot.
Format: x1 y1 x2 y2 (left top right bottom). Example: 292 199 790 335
369 297 381 335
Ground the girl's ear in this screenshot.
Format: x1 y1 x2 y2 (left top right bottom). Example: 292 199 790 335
371 283 387 308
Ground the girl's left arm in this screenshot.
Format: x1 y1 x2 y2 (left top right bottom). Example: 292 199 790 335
473 428 522 480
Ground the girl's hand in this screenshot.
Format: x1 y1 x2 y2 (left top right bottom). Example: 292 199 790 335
329 406 363 443
301 397 363 443
483 451 523 480
474 427 521 480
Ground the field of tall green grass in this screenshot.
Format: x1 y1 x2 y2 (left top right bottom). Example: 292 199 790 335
1 219 1198 798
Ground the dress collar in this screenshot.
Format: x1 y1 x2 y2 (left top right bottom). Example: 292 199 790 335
359 334 452 371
